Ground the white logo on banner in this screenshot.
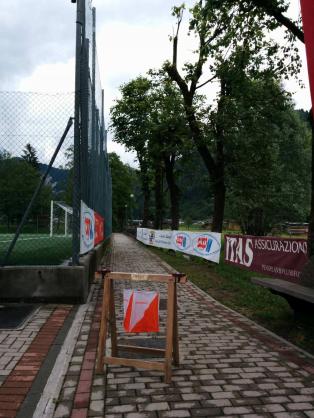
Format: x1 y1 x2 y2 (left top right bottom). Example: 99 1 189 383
80 201 95 255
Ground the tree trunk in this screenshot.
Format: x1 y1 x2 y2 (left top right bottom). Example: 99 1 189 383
154 164 163 230
165 65 226 233
211 82 226 233
211 176 226 232
308 111 314 257
139 158 150 228
244 208 267 236
142 177 150 228
164 155 180 230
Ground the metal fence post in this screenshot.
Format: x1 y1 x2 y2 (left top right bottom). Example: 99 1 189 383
91 7 97 211
72 0 85 265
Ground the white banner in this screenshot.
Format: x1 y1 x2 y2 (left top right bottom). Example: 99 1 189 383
137 228 221 263
80 201 95 255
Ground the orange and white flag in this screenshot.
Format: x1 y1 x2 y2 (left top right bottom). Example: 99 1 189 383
123 289 159 333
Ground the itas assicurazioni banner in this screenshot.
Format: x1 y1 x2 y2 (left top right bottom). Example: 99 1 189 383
224 234 308 282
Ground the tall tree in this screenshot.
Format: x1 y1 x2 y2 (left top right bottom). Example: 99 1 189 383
164 1 298 232
21 143 39 170
217 1 314 257
111 74 191 230
149 73 191 230
109 153 134 231
110 77 152 227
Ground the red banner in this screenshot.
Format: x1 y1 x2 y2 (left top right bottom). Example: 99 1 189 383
300 0 314 108
94 212 104 246
224 235 308 283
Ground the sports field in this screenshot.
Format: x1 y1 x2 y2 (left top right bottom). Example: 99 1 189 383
0 234 72 266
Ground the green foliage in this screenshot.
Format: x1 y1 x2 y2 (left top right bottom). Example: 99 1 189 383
21 143 39 170
110 77 154 225
0 149 11 161
183 215 192 229
163 0 306 233
222 78 311 234
110 77 153 156
109 152 135 231
0 157 52 228
110 72 193 228
178 150 213 220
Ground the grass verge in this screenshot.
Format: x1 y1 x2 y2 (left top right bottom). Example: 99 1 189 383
148 246 314 356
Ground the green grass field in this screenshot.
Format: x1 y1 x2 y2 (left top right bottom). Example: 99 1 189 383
0 234 72 265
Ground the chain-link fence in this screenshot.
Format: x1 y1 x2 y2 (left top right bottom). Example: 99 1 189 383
0 92 74 265
0 0 112 266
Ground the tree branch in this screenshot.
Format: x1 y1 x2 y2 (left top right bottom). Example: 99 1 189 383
173 8 183 67
252 0 304 43
196 74 217 90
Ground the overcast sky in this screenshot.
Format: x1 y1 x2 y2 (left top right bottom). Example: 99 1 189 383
0 0 311 165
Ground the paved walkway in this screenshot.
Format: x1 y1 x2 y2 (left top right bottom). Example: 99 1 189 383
1 233 314 417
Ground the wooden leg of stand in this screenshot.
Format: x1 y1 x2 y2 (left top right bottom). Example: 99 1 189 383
165 280 175 383
96 277 110 373
173 282 179 366
109 279 118 356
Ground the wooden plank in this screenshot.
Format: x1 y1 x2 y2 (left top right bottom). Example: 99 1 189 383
108 272 174 283
109 279 118 356
103 356 165 371
165 280 175 383
96 276 110 373
173 282 179 366
251 277 314 304
117 344 165 356
176 276 187 284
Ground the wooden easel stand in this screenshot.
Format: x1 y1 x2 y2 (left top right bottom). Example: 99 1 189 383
96 270 186 383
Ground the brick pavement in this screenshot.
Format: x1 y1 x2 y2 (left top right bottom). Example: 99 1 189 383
0 305 73 417
0 307 52 385
49 233 314 418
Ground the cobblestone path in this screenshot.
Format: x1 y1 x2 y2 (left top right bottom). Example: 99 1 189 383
50 233 314 418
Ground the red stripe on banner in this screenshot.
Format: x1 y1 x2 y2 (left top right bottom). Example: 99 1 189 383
300 0 314 108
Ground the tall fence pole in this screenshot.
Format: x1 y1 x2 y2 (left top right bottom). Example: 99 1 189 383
72 0 85 265
50 200 54 237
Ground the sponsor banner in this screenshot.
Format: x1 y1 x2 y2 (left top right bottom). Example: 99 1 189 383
300 0 314 109
148 229 173 249
80 201 105 254
172 231 221 263
94 212 104 245
80 201 95 254
136 227 143 242
136 228 221 263
225 234 308 282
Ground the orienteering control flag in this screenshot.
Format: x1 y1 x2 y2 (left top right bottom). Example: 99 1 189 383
123 289 159 333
